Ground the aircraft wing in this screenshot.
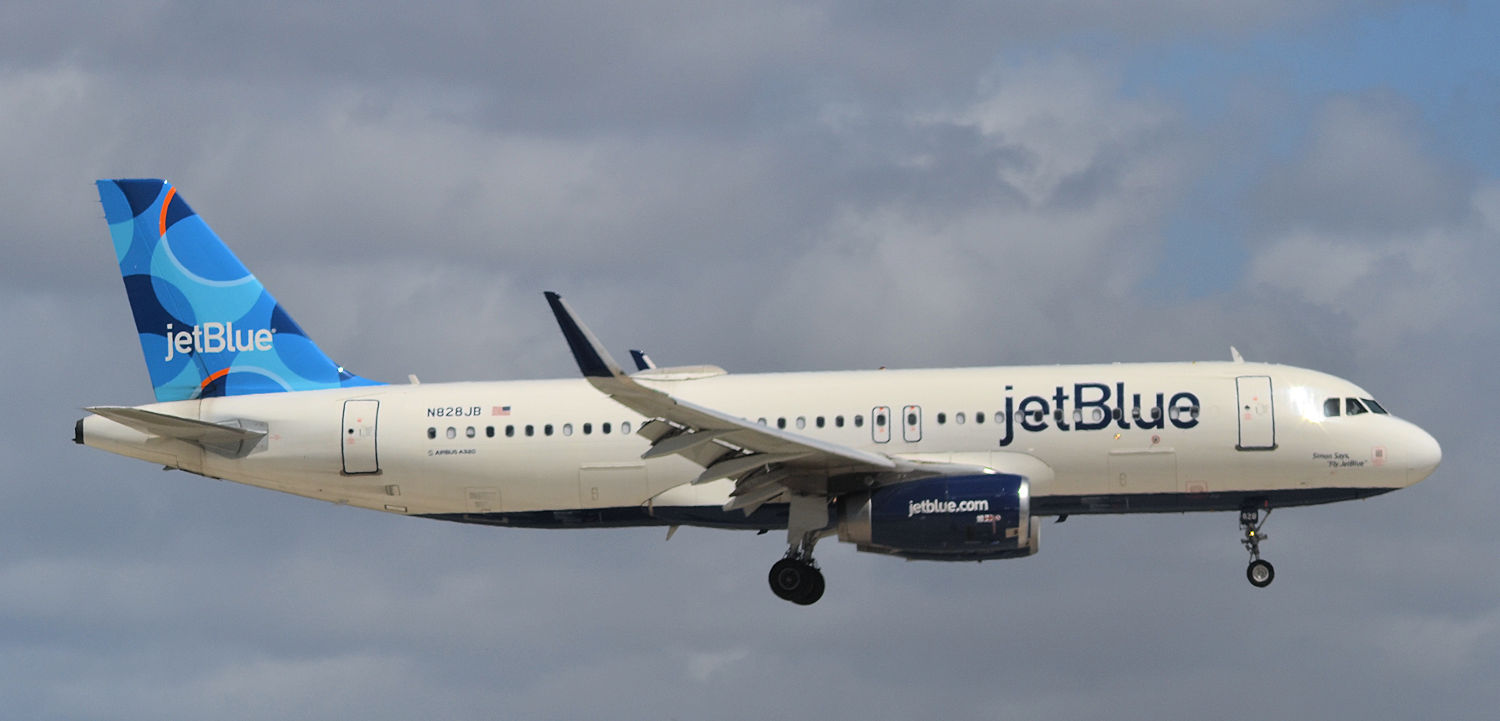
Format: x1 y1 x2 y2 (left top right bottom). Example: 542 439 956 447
545 292 904 512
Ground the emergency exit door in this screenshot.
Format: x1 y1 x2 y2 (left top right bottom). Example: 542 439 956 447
1234 376 1276 451
342 399 380 474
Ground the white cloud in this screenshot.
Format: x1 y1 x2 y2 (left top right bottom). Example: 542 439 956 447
1246 181 1500 349
754 58 1188 367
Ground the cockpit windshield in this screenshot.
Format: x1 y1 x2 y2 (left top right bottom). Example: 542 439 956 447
1324 397 1390 418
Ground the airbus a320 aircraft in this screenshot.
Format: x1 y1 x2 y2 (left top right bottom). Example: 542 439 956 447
77 179 1442 605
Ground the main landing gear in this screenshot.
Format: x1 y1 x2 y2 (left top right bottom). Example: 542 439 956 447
1240 505 1275 588
769 551 824 606
770 492 829 605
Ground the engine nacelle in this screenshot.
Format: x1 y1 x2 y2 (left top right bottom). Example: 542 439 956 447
837 473 1040 561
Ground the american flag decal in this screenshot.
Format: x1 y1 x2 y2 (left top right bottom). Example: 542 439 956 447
492 405 511 416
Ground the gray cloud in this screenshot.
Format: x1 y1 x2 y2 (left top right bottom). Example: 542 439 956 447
1252 94 1472 235
3 2 1497 720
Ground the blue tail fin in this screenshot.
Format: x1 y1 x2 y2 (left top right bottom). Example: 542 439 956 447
96 179 382 402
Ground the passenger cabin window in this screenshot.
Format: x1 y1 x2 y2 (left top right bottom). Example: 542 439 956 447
446 427 456 439
621 421 632 434
485 426 495 438
506 425 515 437
936 412 947 425
583 423 592 435
835 415 845 428
1345 398 1368 416
956 412 966 425
602 422 612 434
1324 399 1341 417
974 412 984 425
427 427 436 439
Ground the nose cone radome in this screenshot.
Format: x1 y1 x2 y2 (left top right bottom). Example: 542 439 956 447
1405 425 1442 486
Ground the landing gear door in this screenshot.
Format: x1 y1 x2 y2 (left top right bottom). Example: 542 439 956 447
1234 376 1276 451
342 399 380 474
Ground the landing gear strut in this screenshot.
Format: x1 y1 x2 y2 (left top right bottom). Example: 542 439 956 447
1240 505 1275 588
769 492 830 605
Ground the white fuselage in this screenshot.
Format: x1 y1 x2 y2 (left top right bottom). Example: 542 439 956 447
80 360 1441 530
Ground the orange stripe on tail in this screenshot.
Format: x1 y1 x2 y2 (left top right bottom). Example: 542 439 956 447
158 185 177 236
199 367 230 389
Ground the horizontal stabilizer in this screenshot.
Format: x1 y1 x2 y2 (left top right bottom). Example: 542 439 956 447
86 406 266 458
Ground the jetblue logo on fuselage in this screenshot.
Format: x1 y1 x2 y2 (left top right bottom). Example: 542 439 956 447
997 382 1200 446
163 322 273 361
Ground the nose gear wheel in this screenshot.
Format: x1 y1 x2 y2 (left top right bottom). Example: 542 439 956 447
1240 505 1275 588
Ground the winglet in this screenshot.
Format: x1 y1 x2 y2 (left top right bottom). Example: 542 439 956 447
545 292 627 379
1230 346 1245 363
630 350 656 371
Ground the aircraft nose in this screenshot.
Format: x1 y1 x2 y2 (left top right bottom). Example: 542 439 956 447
1405 425 1442 485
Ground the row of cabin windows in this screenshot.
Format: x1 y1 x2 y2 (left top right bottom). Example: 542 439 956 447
1323 397 1388 418
753 404 1201 431
427 402 1212 442
428 421 634 440
759 414 867 430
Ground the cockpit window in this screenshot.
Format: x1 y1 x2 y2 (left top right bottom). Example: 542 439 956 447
1363 398 1388 415
1345 398 1368 416
1323 398 1341 418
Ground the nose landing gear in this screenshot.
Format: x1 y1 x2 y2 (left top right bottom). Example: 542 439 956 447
1240 505 1275 588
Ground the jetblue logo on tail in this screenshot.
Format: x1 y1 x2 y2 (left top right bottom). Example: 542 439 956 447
163 322 274 362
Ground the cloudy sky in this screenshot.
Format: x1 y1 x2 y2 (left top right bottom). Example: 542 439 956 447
3 1 1497 718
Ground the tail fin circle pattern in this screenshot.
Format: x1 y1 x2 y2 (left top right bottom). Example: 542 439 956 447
97 179 382 401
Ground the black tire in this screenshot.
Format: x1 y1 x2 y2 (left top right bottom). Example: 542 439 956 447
1247 559 1275 588
793 567 825 606
769 558 808 601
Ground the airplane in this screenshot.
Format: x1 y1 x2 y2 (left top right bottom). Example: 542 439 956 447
76 179 1443 605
